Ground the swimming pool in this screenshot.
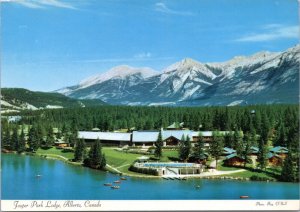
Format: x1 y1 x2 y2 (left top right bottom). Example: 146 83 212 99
142 162 195 168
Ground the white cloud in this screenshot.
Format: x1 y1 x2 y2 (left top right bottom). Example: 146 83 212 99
235 25 299 42
134 52 152 59
4 0 76 10
154 2 194 16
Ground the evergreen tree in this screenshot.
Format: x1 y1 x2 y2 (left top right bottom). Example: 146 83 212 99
193 133 206 163
234 130 243 156
209 131 224 169
74 139 86 162
2 127 11 149
224 132 234 148
260 112 270 145
242 133 251 167
44 126 55 148
280 151 297 182
274 122 286 147
154 131 163 159
178 135 191 162
84 139 106 169
257 139 268 171
28 126 39 151
11 127 19 151
18 127 26 152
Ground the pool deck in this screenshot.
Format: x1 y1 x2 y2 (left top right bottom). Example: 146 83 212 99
163 169 246 179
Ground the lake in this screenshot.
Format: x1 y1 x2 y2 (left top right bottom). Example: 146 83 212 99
2 154 299 200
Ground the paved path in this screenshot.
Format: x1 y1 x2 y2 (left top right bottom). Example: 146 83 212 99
116 164 130 169
106 164 122 174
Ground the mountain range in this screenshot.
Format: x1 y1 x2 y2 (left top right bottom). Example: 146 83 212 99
57 45 299 106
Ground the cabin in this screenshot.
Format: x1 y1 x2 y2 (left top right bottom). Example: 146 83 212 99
267 153 282 166
132 131 159 146
192 131 237 147
78 131 131 146
223 147 236 156
269 146 288 159
223 153 245 166
54 141 70 148
162 130 193 146
249 146 259 156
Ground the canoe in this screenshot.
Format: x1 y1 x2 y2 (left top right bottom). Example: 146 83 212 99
114 180 121 183
104 183 112 186
111 186 120 189
120 177 127 180
240 196 249 199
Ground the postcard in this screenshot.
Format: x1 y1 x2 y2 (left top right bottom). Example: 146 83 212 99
1 0 299 211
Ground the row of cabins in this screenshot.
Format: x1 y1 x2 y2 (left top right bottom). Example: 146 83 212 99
77 130 234 147
223 146 288 167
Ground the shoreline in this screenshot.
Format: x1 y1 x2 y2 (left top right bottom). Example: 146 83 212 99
3 152 279 182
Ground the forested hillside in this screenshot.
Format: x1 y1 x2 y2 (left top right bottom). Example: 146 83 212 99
1 88 106 113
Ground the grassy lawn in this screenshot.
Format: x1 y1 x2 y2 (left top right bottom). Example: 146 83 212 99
36 147 74 160
221 170 275 180
217 164 241 171
102 147 146 173
159 150 179 162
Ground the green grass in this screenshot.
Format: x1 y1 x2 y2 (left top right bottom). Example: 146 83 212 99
36 147 74 160
159 150 179 162
102 148 145 173
221 170 275 179
217 164 241 171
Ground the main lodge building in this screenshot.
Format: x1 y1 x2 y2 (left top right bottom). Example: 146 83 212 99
77 122 234 147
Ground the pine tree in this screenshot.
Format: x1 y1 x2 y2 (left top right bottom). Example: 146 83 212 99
19 127 26 152
209 131 224 169
3 127 11 149
44 126 55 148
234 130 243 156
84 139 106 169
281 150 298 182
11 127 19 151
178 135 191 162
257 139 268 171
242 133 251 167
193 133 206 163
274 122 286 147
74 139 86 162
28 126 39 151
154 131 163 159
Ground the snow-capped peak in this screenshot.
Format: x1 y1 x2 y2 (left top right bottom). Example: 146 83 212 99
162 58 217 80
79 65 158 88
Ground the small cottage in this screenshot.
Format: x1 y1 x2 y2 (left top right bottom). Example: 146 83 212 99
224 153 245 166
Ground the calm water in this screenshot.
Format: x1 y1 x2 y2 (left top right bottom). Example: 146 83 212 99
1 154 299 200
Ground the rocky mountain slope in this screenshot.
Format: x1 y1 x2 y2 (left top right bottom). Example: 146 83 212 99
57 45 299 106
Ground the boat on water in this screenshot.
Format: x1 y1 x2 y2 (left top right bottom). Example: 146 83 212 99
240 195 249 199
195 185 201 189
120 177 127 180
36 174 42 178
114 180 121 183
111 186 120 189
104 183 112 186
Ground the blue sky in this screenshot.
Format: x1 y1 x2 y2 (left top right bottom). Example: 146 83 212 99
2 0 299 91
